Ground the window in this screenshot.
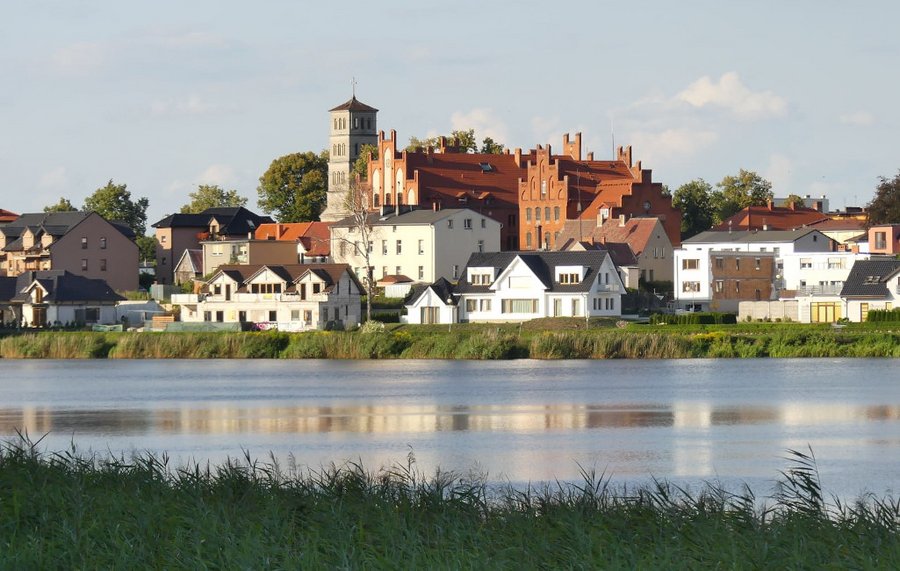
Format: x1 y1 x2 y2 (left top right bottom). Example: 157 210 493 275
508 214 516 228
452 265 459 279
471 273 492 285
800 258 812 269
160 235 167 244
540 180 547 198
291 310 301 321
735 281 741 292
544 207 551 222
100 259 107 272
396 240 402 254
735 258 741 270
477 240 484 253
382 266 388 277
525 232 532 248
535 208 541 222
682 259 699 270
269 310 277 322
418 239 424 255
526 208 532 222
100 237 107 250
481 218 486 229
715 257 724 269
714 280 723 293
554 206 560 221
382 240 388 255
448 219 454 229
559 273 581 284
313 283 321 294
81 237 88 249
418 266 424 280
84 308 100 323
605 297 614 311
755 258 761 270
395 265 401 275
304 310 312 323
322 307 329 321
464 218 472 229
81 259 88 270
874 232 887 250
682 281 700 293
501 299 539 313
250 283 282 294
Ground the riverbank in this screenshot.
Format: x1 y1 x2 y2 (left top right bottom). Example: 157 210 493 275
1 440 897 568
0 321 898 358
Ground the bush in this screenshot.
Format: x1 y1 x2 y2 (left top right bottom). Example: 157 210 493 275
867 308 900 322
650 312 737 325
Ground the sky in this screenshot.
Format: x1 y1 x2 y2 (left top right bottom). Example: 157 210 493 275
2 0 898 227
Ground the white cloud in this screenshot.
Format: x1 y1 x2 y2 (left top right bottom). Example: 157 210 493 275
197 164 237 188
51 42 106 75
839 111 874 126
530 115 562 147
150 94 216 117
449 108 509 145
764 154 793 193
677 72 787 120
37 166 69 190
628 129 718 164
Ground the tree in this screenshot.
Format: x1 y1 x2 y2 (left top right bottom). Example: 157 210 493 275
180 184 247 214
480 137 505 154
712 169 773 224
352 144 379 181
406 135 440 152
135 235 157 264
338 179 378 322
43 197 77 213
866 171 900 227
83 180 150 236
672 179 716 239
784 193 806 209
449 129 477 153
257 151 329 222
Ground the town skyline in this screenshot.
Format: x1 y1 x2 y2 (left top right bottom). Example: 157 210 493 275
3 1 898 225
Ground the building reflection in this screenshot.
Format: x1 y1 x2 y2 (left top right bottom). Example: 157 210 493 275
2 402 899 437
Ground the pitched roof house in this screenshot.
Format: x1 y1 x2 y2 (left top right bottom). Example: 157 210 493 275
714 203 829 232
0 270 124 327
0 211 138 291
254 222 332 260
444 250 624 322
172 263 363 331
839 258 900 322
0 209 18 224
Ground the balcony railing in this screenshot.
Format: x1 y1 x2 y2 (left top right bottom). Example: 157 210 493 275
596 284 620 292
171 293 204 304
794 284 844 296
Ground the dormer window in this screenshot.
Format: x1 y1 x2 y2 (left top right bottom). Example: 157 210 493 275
557 266 585 284
559 273 580 284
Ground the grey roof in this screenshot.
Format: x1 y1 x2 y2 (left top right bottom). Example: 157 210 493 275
152 207 274 234
455 250 610 294
331 207 478 228
839 259 900 298
6 271 124 304
684 228 827 244
206 263 364 295
329 96 378 113
0 212 135 245
0 277 18 303
409 277 456 306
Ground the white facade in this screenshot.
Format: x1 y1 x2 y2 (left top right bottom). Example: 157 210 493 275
458 255 624 323
405 288 457 324
331 208 501 284
779 251 869 295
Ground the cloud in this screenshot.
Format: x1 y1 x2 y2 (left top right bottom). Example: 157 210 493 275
530 115 562 146
839 111 874 126
150 94 218 117
677 72 787 120
37 166 69 190
197 164 237 188
449 108 509 144
51 42 107 75
627 129 718 164
764 153 793 193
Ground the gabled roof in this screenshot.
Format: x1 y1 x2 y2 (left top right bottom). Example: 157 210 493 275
0 211 134 244
254 222 332 257
205 263 363 295
0 208 18 224
839 259 900 298
557 217 666 256
7 270 124 303
408 277 456 307
714 205 829 231
152 207 274 234
329 96 378 113
331 207 488 228
0 276 18 302
455 250 610 294
174 249 203 273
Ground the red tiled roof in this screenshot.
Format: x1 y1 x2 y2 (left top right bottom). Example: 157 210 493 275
714 205 829 231
255 222 332 257
0 209 18 224
404 152 533 207
808 217 865 231
558 217 663 256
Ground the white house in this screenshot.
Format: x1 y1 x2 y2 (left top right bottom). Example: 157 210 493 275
448 250 624 322
0 270 124 327
404 278 457 324
172 263 363 331
674 229 836 311
330 206 501 285
838 258 900 322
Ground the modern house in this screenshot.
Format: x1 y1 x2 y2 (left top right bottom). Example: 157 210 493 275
557 216 673 283
839 258 900 322
172 263 363 331
0 211 138 291
200 238 300 276
404 278 457 324
868 224 900 255
254 222 332 263
674 228 836 312
330 206 502 285
152 207 274 285
0 270 124 327
410 250 624 323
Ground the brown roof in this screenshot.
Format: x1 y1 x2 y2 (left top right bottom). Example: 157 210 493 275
714 205 829 231
254 222 331 256
329 96 378 112
808 217 866 231
207 263 361 295
557 217 665 256
0 209 17 224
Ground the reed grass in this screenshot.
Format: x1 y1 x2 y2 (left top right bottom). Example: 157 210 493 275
1 437 897 568
0 327 897 359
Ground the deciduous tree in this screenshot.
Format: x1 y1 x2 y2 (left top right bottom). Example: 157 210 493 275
256 151 329 222
180 184 247 214
83 180 150 236
338 179 378 322
672 179 716 239
784 193 806 209
480 137 505 154
43 197 77 213
866 171 900 227
352 144 378 181
712 170 773 224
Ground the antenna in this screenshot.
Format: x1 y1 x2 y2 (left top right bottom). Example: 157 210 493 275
352 77 357 98
610 116 615 156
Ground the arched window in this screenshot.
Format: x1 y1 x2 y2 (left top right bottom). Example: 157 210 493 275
554 206 560 221
525 232 532 248
333 118 337 130
535 208 541 222
397 192 403 205
407 189 415 205
354 117 359 129
544 207 550 221
386 192 392 205
373 194 380 207
526 208 532 222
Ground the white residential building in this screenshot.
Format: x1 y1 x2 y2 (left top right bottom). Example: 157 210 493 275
330 207 501 284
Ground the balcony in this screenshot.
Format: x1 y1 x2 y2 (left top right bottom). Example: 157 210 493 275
171 293 204 304
794 284 843 296
596 284 620 292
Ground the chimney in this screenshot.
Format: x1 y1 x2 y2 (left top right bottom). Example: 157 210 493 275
619 214 626 227
586 151 594 160
432 202 437 212
767 199 773 210
514 147 522 166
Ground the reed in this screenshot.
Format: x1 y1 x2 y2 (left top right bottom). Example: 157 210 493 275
1 438 897 568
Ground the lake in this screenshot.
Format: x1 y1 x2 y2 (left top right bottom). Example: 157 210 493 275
1 358 898 498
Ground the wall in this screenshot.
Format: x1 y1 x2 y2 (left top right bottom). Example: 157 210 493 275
50 213 138 291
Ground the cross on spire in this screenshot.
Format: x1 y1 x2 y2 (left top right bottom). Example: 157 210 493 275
352 77 357 98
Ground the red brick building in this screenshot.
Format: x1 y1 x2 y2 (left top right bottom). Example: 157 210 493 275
365 131 680 252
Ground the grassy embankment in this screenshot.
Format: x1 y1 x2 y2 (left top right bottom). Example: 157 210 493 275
1 319 898 359
0 439 897 568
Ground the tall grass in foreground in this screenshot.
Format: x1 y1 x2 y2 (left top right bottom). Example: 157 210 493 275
1 438 898 568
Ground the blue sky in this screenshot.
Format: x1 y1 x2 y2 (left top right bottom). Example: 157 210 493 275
2 1 897 226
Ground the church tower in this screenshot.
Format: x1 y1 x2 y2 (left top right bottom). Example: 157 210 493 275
319 95 378 221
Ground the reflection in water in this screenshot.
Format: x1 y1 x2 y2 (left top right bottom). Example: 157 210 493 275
3 402 898 437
